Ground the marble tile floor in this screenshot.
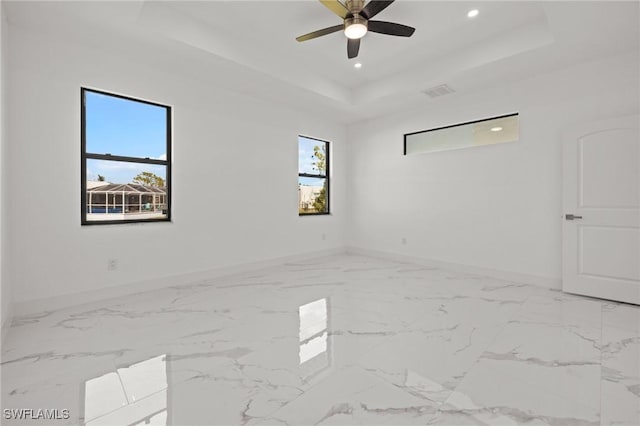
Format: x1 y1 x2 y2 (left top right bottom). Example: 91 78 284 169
1 254 638 425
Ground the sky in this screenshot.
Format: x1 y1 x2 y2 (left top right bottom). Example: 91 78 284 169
85 93 325 187
298 136 326 187
85 90 168 183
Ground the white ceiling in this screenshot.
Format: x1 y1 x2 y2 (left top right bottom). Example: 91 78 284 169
4 1 640 122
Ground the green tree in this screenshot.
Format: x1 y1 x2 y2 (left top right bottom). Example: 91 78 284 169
132 171 165 188
311 145 327 212
313 184 327 212
97 174 105 182
311 145 326 174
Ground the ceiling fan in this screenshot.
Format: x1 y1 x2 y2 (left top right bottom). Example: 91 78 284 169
296 0 415 59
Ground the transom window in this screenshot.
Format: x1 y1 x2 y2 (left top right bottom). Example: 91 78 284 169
298 136 330 215
81 88 171 225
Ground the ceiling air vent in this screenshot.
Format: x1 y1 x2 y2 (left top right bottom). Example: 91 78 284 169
422 84 456 98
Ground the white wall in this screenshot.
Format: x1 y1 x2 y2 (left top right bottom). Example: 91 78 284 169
7 26 347 306
6 11 638 314
347 51 640 287
0 2 9 339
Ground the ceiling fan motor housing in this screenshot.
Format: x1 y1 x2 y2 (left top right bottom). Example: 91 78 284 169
345 15 368 30
346 0 366 15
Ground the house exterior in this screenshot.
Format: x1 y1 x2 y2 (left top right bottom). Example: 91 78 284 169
85 181 167 220
298 185 323 212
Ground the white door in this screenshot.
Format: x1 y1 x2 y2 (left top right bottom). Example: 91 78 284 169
562 115 640 305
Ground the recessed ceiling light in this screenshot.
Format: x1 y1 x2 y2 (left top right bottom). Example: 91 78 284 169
467 9 479 18
354 63 362 69
491 126 503 132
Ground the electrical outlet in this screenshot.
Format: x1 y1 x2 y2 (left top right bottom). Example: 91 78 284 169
107 259 118 271
322 233 327 241
401 237 407 245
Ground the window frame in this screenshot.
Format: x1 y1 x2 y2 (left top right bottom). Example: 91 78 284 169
298 135 330 216
80 87 172 225
403 112 519 155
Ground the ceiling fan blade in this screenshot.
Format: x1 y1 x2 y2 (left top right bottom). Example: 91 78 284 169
319 0 349 19
368 20 415 37
360 0 395 20
296 24 344 42
347 38 360 59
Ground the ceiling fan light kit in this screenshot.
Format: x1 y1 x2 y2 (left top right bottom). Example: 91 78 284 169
344 15 368 39
296 0 415 59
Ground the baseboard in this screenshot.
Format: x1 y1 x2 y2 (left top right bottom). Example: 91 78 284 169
346 246 562 289
11 246 561 318
12 247 347 317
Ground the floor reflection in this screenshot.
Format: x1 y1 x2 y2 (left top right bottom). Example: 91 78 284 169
84 355 167 426
299 298 331 380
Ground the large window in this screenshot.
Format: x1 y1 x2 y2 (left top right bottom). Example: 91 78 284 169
81 88 171 225
298 136 330 215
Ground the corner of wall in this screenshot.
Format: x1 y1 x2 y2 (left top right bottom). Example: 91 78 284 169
345 246 562 290
1 1 13 346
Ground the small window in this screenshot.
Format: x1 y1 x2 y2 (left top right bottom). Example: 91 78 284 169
81 88 171 225
404 113 519 155
298 136 330 215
